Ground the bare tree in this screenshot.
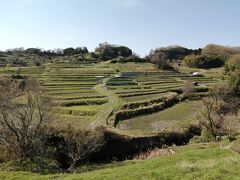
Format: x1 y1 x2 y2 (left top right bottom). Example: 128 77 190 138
0 78 53 159
198 85 239 141
60 126 105 167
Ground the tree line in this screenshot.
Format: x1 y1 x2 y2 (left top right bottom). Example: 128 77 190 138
1 43 240 69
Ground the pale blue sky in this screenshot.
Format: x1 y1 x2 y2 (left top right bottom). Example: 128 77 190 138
0 0 240 56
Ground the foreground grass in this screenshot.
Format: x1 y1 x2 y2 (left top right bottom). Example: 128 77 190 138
1 143 240 180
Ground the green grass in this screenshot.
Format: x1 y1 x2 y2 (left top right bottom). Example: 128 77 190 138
108 62 157 72
122 92 169 102
57 98 108 106
58 105 101 116
1 143 240 179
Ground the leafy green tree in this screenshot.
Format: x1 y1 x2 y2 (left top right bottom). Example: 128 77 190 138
184 54 224 68
147 46 201 62
95 42 132 60
202 44 236 62
63 48 75 56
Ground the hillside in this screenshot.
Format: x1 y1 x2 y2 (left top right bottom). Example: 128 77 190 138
0 45 239 179
1 142 240 179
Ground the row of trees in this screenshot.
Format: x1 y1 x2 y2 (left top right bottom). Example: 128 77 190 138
2 43 239 69
1 43 135 65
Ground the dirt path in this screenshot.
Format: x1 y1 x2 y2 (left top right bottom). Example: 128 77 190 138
91 77 122 128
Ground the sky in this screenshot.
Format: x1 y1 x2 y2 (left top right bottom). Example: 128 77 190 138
0 0 240 56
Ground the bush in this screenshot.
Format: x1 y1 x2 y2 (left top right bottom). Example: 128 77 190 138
110 55 145 63
225 54 240 73
184 54 224 68
202 44 236 61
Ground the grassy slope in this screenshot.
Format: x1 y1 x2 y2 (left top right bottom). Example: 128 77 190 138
1 143 240 179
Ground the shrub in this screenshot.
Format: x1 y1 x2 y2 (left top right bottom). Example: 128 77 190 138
183 54 224 68
110 55 145 63
225 54 240 73
230 71 240 96
202 44 236 61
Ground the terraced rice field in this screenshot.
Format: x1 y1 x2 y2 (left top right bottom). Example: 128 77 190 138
0 64 116 128
105 70 220 131
106 71 219 103
119 100 204 132
0 62 221 132
38 66 115 127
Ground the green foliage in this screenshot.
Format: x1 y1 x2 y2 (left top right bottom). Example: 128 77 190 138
230 71 240 96
0 158 59 175
183 54 224 68
225 54 240 73
63 47 88 56
202 44 236 61
149 51 174 70
148 46 201 61
110 54 144 64
95 42 132 60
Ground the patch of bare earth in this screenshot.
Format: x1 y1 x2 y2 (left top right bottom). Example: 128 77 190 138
134 147 176 160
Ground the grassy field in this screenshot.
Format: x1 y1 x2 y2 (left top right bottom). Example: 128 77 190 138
1 143 240 179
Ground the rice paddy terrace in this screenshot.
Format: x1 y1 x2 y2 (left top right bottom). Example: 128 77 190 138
0 62 222 134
